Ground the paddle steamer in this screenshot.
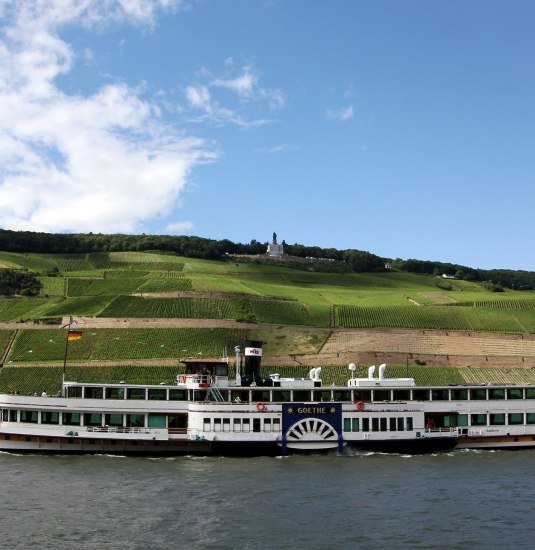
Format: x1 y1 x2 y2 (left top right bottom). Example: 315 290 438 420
1 341 535 455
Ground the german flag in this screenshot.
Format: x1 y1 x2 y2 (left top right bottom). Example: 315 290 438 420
67 330 83 341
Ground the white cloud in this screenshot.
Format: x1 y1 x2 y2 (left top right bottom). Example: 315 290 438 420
183 64 284 127
185 85 212 111
165 220 193 233
213 67 257 98
326 106 354 121
254 144 298 154
0 0 214 233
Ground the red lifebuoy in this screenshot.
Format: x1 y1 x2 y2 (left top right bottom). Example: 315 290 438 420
356 401 365 411
256 402 267 412
179 375 187 383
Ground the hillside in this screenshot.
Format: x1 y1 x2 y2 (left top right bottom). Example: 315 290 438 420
0 250 534 388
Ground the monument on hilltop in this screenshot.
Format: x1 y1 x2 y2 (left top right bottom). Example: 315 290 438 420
266 232 284 257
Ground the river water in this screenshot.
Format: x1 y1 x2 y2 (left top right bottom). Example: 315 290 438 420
1 450 534 549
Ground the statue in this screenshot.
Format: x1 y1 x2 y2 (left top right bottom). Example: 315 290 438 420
272 232 277 244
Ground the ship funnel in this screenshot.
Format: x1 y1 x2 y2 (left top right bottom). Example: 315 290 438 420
314 367 322 381
378 363 386 380
243 341 262 386
368 365 376 380
309 368 316 380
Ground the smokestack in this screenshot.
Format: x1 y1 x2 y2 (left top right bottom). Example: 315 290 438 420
244 341 262 386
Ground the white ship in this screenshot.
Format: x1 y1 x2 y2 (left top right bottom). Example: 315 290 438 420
1 341 535 455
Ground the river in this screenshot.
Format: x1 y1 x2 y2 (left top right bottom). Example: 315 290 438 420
1 450 534 549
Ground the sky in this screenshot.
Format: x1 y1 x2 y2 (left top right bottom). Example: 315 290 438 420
0 1 534 271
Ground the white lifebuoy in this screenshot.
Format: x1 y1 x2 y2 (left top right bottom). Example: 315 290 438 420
356 401 365 411
256 402 267 412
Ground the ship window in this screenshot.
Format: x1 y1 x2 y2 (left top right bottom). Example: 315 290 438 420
470 389 487 400
413 390 430 401
2 409 8 422
526 389 535 399
343 418 351 432
489 389 505 400
84 413 102 427
252 390 271 402
148 414 166 428
313 391 331 402
397 418 404 431
67 387 82 398
490 413 505 425
507 388 523 400
264 419 272 432
373 390 390 401
451 389 468 400
372 418 379 432
169 389 187 401
231 390 249 403
379 418 387 432
233 419 241 432
272 391 291 402
393 390 410 401
353 390 371 402
148 389 166 401
105 387 125 399
62 412 81 425
105 414 123 427
127 388 146 400
407 417 413 431
85 387 103 399
223 418 231 432
292 390 311 402
352 418 359 432
389 418 397 431
126 414 145 428
213 419 221 432
10 410 17 422
20 410 38 423
362 418 370 432
457 415 468 427
508 413 524 425
471 414 487 426
253 419 261 433
273 418 281 432
526 413 535 424
41 411 59 425
242 419 250 432
334 391 351 401
431 389 449 401
204 418 211 431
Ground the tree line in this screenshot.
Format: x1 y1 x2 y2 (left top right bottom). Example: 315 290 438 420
0 229 533 289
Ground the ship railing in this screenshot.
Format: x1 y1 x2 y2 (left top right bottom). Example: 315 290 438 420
84 426 165 435
168 428 187 434
425 427 459 436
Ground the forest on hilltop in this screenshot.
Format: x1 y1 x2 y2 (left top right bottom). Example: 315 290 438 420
0 229 533 290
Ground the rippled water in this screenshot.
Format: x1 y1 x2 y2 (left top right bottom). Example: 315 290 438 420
1 450 535 549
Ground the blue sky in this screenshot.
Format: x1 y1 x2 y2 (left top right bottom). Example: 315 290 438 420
0 1 534 271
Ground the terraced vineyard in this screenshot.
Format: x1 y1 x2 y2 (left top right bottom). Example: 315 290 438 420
1 249 535 390
6 328 248 363
335 305 528 332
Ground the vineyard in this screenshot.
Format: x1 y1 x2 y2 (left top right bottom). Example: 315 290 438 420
6 328 248 363
335 305 529 332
